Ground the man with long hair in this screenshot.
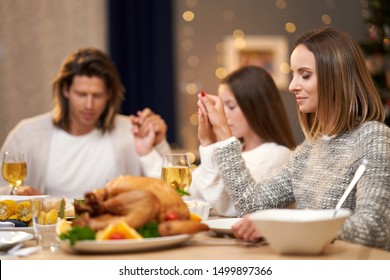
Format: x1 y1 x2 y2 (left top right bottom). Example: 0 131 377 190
0 48 171 198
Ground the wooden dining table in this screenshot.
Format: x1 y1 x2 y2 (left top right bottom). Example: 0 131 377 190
12 230 390 260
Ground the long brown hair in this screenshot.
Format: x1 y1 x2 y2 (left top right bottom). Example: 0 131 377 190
294 27 384 139
222 65 296 149
52 48 124 133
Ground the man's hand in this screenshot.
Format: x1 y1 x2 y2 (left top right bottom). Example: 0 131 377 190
130 108 168 155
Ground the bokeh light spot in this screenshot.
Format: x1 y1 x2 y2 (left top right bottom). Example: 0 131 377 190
215 67 228 79
285 22 296 33
183 11 195 22
322 14 332 25
187 55 199 67
186 83 198 95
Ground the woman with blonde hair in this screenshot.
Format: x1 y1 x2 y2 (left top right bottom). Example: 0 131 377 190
197 28 390 250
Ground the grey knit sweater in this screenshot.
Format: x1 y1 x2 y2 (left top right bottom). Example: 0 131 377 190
215 121 390 251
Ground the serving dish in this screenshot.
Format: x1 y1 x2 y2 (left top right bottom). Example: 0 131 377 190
59 234 193 253
0 195 49 201
0 226 34 233
0 231 34 251
0 195 74 232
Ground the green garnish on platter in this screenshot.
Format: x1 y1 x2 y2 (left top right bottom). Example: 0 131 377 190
176 188 190 196
59 226 96 246
137 221 160 238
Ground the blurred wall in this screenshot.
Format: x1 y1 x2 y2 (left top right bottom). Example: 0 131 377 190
0 0 369 154
173 0 368 153
0 0 107 145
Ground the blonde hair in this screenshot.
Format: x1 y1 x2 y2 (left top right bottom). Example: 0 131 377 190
294 28 384 139
52 48 124 133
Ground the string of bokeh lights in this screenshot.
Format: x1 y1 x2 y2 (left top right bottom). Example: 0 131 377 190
180 0 372 128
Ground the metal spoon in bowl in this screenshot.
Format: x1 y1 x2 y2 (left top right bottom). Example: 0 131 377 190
333 159 368 217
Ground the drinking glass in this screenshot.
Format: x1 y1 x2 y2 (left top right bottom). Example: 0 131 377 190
1 151 27 195
161 153 192 192
31 197 63 252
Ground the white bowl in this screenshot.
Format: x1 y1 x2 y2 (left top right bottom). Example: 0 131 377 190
185 201 211 221
248 208 351 255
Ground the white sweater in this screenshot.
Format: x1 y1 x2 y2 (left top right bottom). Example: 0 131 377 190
187 142 291 216
0 112 171 196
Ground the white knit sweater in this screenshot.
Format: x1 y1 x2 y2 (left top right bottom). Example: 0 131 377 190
215 121 390 250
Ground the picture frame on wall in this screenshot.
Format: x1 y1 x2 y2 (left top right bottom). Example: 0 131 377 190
224 35 290 89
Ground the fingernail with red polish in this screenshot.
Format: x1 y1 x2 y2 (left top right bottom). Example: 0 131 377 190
201 91 206 97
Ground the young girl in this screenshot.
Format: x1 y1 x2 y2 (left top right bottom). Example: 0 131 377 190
188 66 296 216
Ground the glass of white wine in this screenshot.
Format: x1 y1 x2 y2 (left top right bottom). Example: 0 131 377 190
2 151 27 195
161 153 192 195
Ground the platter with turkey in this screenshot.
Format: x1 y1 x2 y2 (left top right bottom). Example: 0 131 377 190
57 176 209 253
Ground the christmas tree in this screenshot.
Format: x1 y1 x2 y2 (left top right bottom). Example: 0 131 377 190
360 0 390 125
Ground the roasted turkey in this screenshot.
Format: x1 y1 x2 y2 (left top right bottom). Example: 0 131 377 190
73 175 208 236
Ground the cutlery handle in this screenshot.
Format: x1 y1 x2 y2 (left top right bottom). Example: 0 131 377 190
335 159 368 210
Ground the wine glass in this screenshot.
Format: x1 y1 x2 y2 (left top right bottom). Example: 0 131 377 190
2 151 27 195
161 153 192 194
